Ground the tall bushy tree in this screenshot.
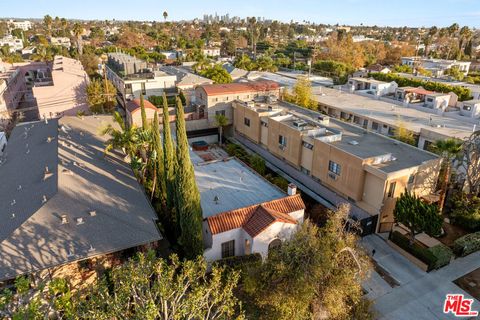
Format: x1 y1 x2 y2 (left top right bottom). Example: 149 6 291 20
394 191 443 244
140 94 148 130
151 111 166 202
162 92 176 213
174 96 204 258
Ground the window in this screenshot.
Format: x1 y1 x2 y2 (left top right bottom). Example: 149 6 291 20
387 182 396 198
221 240 235 258
244 117 250 127
278 135 287 147
328 160 341 175
463 105 472 111
214 97 219 102
215 110 225 116
225 96 229 101
372 122 379 130
125 83 133 95
141 82 146 95
408 174 415 184
261 120 268 127
426 98 433 103
302 141 314 150
268 239 282 253
388 127 395 136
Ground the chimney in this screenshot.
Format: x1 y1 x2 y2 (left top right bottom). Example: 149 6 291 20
287 183 297 196
61 215 69 224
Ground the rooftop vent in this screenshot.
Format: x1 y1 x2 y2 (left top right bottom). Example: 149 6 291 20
42 195 47 203
11 213 15 219
17 185 22 191
47 136 54 143
61 215 68 224
349 140 359 146
76 217 85 225
88 245 95 252
62 168 73 175
10 199 16 206
214 195 219 204
89 210 97 217
44 166 53 180
293 120 308 128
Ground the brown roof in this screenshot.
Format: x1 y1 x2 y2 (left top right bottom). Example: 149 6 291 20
367 64 389 72
207 194 305 237
403 87 434 95
126 98 158 113
199 80 280 96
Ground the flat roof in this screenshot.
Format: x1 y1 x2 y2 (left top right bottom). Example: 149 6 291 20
279 103 439 174
312 86 477 140
199 80 280 96
0 116 161 281
191 153 286 218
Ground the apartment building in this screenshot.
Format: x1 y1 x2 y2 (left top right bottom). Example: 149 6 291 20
394 87 453 110
460 100 480 119
32 56 89 118
312 86 476 150
0 116 162 286
401 57 471 77
233 100 441 233
106 53 176 107
195 80 281 126
0 35 24 53
0 61 27 129
49 37 71 49
8 19 32 31
202 47 221 57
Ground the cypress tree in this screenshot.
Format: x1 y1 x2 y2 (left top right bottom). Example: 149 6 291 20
162 93 176 213
140 94 148 130
152 111 166 203
174 96 203 258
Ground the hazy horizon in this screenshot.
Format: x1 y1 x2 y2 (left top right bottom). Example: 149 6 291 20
1 0 479 28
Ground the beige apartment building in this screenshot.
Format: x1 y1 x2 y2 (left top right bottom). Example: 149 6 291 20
233 100 441 233
195 81 281 127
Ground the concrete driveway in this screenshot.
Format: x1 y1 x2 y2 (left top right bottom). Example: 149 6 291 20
361 235 480 320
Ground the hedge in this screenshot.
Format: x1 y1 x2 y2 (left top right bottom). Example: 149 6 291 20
427 244 454 269
390 231 452 271
214 253 262 270
450 194 480 232
453 231 480 257
369 72 472 101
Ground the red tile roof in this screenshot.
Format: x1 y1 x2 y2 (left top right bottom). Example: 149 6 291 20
207 194 305 237
126 98 158 113
199 80 280 96
403 87 434 95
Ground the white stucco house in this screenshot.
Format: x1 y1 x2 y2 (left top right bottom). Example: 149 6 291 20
347 77 397 97
460 100 480 119
192 155 306 262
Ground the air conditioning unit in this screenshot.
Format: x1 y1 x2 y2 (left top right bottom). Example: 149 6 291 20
279 144 286 150
328 172 338 180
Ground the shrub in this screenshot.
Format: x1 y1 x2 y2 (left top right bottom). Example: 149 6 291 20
214 253 262 270
249 155 266 176
390 231 438 271
427 244 453 269
450 193 480 232
453 231 480 257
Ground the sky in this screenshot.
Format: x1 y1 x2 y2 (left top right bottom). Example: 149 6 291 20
1 0 480 28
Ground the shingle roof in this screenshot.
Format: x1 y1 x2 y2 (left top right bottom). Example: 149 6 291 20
126 98 158 113
199 80 280 96
0 116 162 281
206 194 305 237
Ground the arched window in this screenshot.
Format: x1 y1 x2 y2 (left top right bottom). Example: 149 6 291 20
268 239 282 252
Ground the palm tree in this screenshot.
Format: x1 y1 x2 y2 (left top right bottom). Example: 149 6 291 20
72 23 83 55
163 11 168 22
43 15 53 36
214 113 229 146
60 18 68 36
101 112 138 160
434 138 463 212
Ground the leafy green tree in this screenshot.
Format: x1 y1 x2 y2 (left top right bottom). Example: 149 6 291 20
394 191 443 244
287 76 317 109
214 113 229 146
79 53 100 76
394 120 416 146
243 205 372 320
199 64 233 84
86 78 117 113
174 97 204 258
433 138 463 212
